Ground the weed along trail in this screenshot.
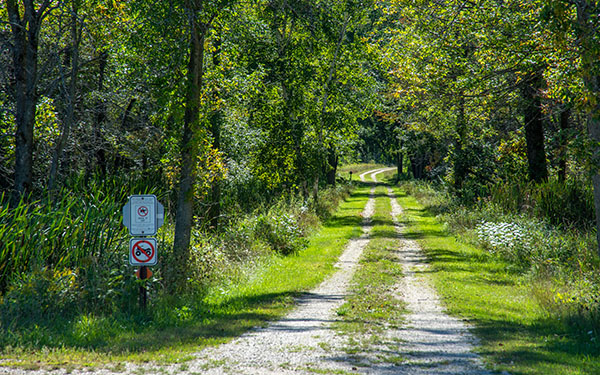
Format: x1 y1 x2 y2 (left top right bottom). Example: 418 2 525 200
384 186 493 375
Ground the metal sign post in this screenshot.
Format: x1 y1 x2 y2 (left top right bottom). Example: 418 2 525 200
123 195 164 310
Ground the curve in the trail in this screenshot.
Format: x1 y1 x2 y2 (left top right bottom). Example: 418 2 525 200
359 167 395 182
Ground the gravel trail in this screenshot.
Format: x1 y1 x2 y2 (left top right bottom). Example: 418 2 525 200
171 168 389 374
0 168 496 375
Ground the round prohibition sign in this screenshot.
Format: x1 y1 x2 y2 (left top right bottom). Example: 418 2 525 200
132 240 154 263
137 206 149 217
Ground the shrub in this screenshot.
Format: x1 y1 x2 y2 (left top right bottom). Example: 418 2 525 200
0 268 79 327
475 221 530 264
489 178 595 229
254 211 307 256
533 179 594 228
313 184 352 220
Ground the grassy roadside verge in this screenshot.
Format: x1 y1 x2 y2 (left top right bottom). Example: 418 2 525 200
335 183 405 367
1 184 372 371
392 186 600 375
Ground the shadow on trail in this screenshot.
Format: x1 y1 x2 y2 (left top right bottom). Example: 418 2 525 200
0 290 303 355
324 214 362 229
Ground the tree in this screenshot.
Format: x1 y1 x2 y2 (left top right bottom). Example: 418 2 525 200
171 0 233 291
48 0 83 191
6 0 57 205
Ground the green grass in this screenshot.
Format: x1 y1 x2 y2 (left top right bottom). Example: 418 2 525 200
0 184 372 370
335 184 405 364
393 185 600 375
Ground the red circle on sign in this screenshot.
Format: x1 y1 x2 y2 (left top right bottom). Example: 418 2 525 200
138 206 149 217
132 240 154 263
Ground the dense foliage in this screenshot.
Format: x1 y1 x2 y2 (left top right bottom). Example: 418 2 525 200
2 0 600 360
0 0 379 293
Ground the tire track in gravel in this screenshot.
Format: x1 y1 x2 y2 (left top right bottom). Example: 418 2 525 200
376 186 494 375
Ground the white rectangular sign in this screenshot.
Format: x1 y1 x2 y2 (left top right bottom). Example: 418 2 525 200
130 195 156 235
122 194 164 236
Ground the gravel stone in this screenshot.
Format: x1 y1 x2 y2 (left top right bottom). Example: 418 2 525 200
377 186 494 375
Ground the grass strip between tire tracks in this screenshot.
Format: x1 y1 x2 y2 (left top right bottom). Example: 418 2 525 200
392 185 600 375
335 183 406 367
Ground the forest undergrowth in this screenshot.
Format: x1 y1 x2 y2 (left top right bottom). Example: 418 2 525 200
399 178 600 339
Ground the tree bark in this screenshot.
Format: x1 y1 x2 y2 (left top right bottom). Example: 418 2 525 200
171 0 207 291
325 145 338 186
396 127 403 182
7 0 54 206
521 71 548 183
396 150 403 181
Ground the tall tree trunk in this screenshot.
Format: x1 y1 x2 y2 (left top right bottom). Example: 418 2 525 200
7 0 53 206
396 127 403 182
49 1 80 191
522 71 548 183
396 150 403 182
575 0 600 255
558 106 571 183
411 155 425 180
171 2 207 291
325 145 338 186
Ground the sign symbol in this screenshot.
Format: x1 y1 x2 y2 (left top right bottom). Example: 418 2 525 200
129 238 157 266
138 206 149 217
132 240 155 264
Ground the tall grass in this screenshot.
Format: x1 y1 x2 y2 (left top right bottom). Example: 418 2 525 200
0 192 124 289
0 174 352 331
489 178 594 229
0 175 166 323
